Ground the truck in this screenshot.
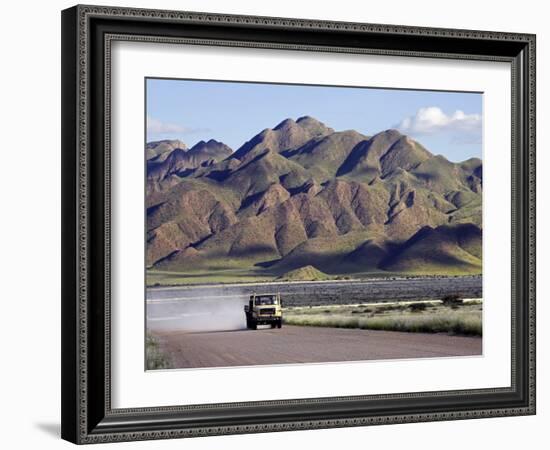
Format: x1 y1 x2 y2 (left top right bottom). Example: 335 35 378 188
244 293 283 330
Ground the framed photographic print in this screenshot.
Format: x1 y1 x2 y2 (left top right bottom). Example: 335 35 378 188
61 4 536 444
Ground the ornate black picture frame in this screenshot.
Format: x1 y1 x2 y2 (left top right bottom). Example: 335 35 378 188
61 4 536 444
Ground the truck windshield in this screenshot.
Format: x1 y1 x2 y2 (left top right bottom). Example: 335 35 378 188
255 296 277 305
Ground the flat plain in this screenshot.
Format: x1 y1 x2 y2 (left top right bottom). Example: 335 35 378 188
146 276 482 369
147 276 482 307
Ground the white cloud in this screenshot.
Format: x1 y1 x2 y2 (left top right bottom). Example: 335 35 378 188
147 116 210 135
147 116 186 134
397 107 482 137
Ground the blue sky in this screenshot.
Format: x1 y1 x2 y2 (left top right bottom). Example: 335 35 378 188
146 78 482 162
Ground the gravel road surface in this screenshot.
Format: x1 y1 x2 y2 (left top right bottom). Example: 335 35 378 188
153 325 482 369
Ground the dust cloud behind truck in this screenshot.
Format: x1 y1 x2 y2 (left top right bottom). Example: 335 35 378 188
244 293 283 330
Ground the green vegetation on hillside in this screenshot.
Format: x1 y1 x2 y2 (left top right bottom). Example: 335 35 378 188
277 265 329 281
145 117 483 285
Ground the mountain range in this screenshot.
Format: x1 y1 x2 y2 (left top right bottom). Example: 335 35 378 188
146 116 482 281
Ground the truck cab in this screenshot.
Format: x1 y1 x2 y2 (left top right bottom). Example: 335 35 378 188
244 293 283 330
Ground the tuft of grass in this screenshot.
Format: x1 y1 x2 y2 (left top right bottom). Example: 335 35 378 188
369 313 481 335
284 307 481 336
146 334 172 370
375 304 404 313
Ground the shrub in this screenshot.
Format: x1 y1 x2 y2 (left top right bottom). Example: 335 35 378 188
408 302 428 312
376 304 401 313
442 294 463 306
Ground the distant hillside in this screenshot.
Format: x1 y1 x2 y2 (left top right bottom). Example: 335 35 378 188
380 223 482 275
146 117 482 280
146 139 187 161
147 139 232 183
277 265 329 281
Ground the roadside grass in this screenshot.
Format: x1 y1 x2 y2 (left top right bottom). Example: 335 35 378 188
146 334 172 370
283 300 482 336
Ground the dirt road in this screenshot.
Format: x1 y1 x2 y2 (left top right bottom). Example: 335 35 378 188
153 325 482 369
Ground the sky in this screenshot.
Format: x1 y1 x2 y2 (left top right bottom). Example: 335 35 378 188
146 78 482 162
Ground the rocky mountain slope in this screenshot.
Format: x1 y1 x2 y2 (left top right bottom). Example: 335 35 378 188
146 116 482 278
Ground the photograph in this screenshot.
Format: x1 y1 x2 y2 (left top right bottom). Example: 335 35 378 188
57 3 536 444
144 78 484 370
